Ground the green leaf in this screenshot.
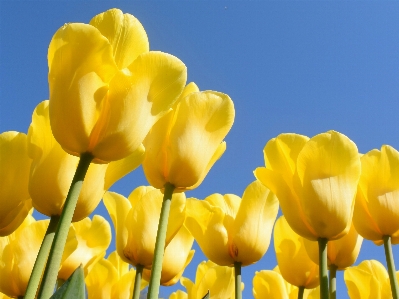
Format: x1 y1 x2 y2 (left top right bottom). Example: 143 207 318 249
50 265 86 299
201 290 210 299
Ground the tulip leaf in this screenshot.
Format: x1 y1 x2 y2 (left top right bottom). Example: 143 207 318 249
201 290 210 299
50 265 86 299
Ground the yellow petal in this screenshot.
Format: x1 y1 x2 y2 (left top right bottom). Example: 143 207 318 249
111 268 148 298
344 260 391 299
0 131 32 236
90 8 149 69
107 251 129 278
48 23 118 157
169 290 188 299
274 216 319 288
103 191 131 264
104 144 145 190
231 180 279 266
86 258 118 299
293 131 361 239
91 51 187 162
253 270 289 299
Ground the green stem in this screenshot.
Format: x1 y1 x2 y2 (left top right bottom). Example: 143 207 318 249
383 235 399 299
132 264 144 299
147 182 175 299
234 262 242 299
318 238 329 299
37 153 93 299
329 265 337 299
298 286 305 299
24 215 59 299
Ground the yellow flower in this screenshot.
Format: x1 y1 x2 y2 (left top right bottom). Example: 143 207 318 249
28 100 144 221
143 225 195 286
344 260 393 299
59 215 111 281
303 223 363 270
103 186 186 268
185 180 278 266
0 216 45 297
274 216 319 289
0 131 32 236
48 8 187 163
86 251 148 299
169 290 188 299
142 82 235 192
353 145 399 245
180 260 240 299
255 131 361 240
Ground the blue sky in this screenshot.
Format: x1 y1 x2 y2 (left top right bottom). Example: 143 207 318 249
1 1 399 298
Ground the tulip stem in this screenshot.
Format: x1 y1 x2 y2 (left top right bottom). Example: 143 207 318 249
24 215 60 299
318 238 329 299
298 286 304 299
329 265 337 299
132 264 144 299
37 152 93 299
147 182 175 299
383 235 399 299
234 262 242 299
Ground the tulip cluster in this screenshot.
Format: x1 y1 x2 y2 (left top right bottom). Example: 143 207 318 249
1 6 398 299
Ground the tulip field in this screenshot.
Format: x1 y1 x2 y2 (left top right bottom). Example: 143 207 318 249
1 3 398 299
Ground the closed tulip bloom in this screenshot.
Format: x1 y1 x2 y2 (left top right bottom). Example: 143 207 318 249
86 251 148 299
180 260 239 299
143 225 195 286
0 131 32 236
142 82 235 191
185 180 279 266
344 260 393 299
255 131 361 241
274 216 320 289
28 100 144 221
103 186 186 268
170 290 188 299
48 8 187 163
303 223 363 270
353 145 399 245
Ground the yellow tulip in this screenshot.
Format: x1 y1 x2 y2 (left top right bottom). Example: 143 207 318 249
142 82 235 192
353 145 399 245
48 8 187 163
143 225 195 286
185 180 278 266
344 260 393 299
58 215 111 280
103 186 186 268
274 216 320 289
303 223 363 270
0 131 32 236
180 260 239 299
255 131 361 241
86 251 148 299
170 290 188 299
28 100 144 221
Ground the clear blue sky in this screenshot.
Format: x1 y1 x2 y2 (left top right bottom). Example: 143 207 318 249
1 2 398 298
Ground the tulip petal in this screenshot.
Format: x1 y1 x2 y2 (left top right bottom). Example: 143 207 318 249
85 258 118 299
231 180 279 266
253 270 289 299
90 8 149 69
107 251 129 278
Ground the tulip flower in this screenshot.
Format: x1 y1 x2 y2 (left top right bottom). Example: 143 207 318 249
353 145 399 298
103 186 186 298
0 131 32 236
274 216 320 293
170 290 188 299
344 260 393 299
85 251 148 299
255 131 361 298
180 260 241 299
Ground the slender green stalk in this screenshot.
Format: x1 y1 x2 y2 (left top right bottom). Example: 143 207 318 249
329 265 337 299
298 286 305 299
383 235 399 299
132 264 144 299
318 238 329 299
147 182 175 299
24 215 60 299
234 262 242 299
37 153 93 299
